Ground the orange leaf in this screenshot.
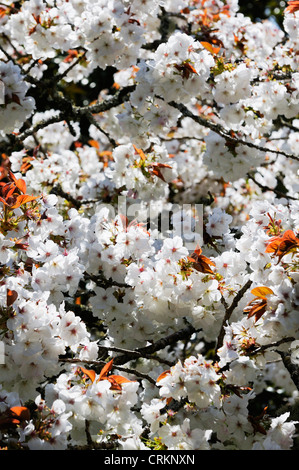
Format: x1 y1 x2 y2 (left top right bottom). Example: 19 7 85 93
188 245 216 274
9 406 30 424
265 230 299 262
148 167 166 182
193 245 203 256
9 172 27 194
7 289 18 307
133 144 146 161
244 299 267 323
174 63 198 79
250 286 274 299
88 140 100 149
157 370 171 382
200 41 221 54
106 377 122 391
80 367 96 383
108 375 134 385
152 162 172 169
98 358 114 381
10 194 39 209
285 1 299 13
102 374 135 391
2 184 16 200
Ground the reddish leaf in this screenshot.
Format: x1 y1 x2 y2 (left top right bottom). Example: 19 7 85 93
244 298 267 323
106 377 122 391
200 41 221 54
10 94 21 106
174 62 198 79
0 406 30 428
88 140 100 149
250 286 274 299
285 1 299 13
10 194 39 209
157 370 171 382
7 289 18 307
108 374 134 385
133 145 146 161
80 367 96 383
9 406 30 424
98 359 114 381
265 230 299 262
188 245 216 274
106 375 135 390
148 167 166 182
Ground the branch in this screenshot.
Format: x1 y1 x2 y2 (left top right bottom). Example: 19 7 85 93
85 272 129 289
54 50 87 83
96 344 173 366
112 323 198 366
216 279 253 355
84 110 117 146
59 324 198 384
251 337 295 356
82 85 136 115
167 100 299 162
248 172 298 201
59 357 156 385
277 350 299 391
12 85 135 148
15 113 64 143
49 184 81 209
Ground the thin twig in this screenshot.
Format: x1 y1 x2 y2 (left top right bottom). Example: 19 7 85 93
59 357 156 384
216 279 253 354
167 100 299 162
248 172 298 201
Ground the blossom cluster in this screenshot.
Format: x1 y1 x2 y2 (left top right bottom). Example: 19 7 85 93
0 0 298 452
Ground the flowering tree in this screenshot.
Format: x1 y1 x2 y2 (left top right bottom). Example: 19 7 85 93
0 0 299 451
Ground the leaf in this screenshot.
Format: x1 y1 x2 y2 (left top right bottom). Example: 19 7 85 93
109 374 134 384
200 41 221 54
265 230 299 262
7 289 18 307
133 144 146 161
98 358 114 381
8 171 28 194
174 63 198 79
80 367 96 383
15 179 27 194
118 214 129 230
148 167 166 182
156 370 171 382
285 1 299 14
10 194 39 209
152 162 172 169
101 372 135 390
106 377 122 391
10 93 21 106
251 286 274 299
9 406 30 424
188 245 216 274
244 298 267 323
88 140 100 149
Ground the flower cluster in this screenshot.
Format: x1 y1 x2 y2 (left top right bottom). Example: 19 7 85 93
0 61 35 133
0 0 299 452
